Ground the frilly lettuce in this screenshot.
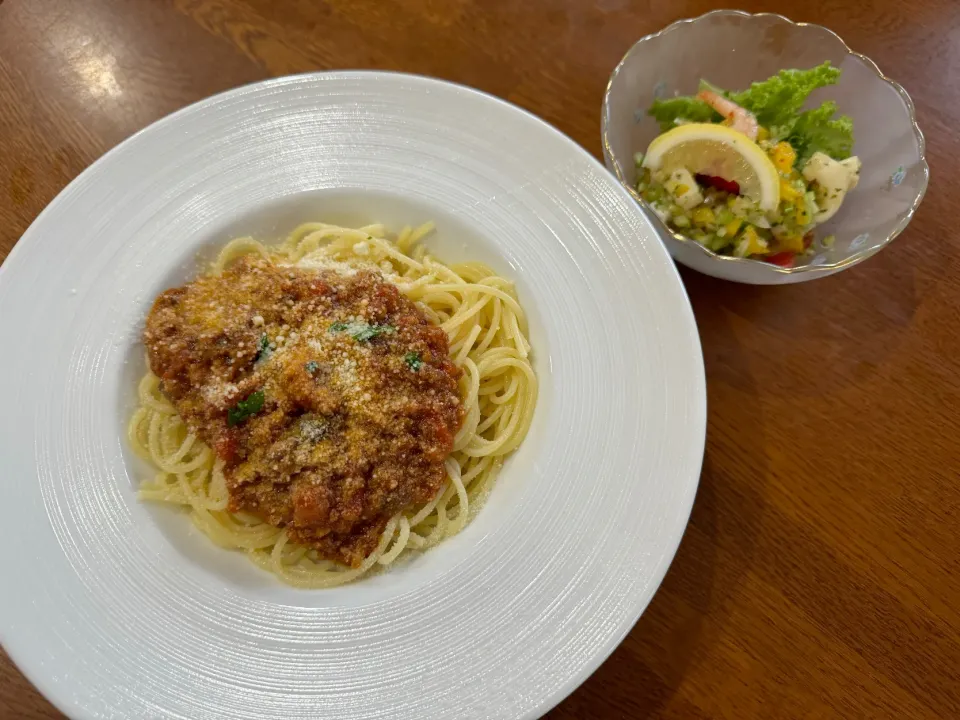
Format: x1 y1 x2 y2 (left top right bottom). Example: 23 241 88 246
785 101 854 166
647 62 854 167
647 96 720 128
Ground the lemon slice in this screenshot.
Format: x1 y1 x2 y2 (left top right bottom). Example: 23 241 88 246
642 123 780 213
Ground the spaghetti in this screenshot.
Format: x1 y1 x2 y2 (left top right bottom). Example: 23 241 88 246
128 222 537 588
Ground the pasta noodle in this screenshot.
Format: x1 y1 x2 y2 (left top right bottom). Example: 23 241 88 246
128 222 537 588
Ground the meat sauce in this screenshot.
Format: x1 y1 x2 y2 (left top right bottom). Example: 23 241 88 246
144 255 463 567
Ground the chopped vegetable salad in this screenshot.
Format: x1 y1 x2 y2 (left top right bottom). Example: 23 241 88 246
637 62 859 266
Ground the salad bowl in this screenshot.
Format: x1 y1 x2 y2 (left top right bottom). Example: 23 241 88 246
602 10 928 284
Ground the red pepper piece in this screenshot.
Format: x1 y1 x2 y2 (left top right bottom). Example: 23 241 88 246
765 251 796 267
696 173 741 195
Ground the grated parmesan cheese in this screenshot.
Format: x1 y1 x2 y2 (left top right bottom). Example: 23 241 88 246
337 357 359 394
202 380 238 407
291 254 361 276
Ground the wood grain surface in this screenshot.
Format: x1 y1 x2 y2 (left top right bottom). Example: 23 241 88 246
1 0 958 718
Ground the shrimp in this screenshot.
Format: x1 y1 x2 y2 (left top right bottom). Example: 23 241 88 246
697 89 758 141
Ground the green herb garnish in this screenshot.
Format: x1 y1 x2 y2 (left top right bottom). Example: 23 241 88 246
354 324 395 342
329 320 396 342
254 333 271 363
227 389 265 427
404 351 423 371
305 360 320 375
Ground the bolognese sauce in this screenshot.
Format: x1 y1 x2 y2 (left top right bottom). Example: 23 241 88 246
144 255 463 567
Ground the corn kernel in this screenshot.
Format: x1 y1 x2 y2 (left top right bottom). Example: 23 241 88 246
740 226 768 256
692 207 716 226
779 178 800 202
771 142 797 173
779 234 805 253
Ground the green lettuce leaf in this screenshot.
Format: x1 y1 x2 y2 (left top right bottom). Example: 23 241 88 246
648 96 719 131
646 62 854 165
786 101 854 167
729 62 841 132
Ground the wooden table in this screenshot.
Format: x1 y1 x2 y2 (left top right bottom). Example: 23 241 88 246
2 0 958 717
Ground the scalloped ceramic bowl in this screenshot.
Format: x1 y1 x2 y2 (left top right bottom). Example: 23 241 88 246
602 10 928 284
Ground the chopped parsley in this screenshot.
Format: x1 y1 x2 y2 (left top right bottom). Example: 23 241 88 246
329 320 396 342
254 333 271 363
355 324 395 341
227 389 265 427
404 351 423 371
305 360 320 375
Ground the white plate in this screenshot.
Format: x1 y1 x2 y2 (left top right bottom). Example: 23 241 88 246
0 72 705 720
